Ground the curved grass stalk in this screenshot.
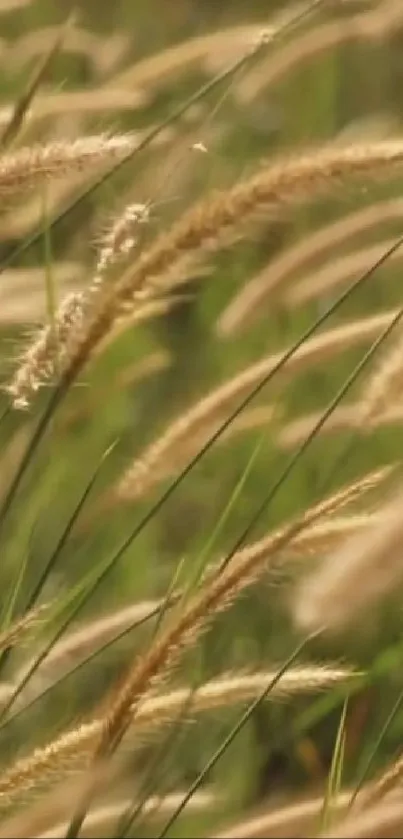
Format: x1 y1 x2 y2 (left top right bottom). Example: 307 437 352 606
217 199 403 338
287 237 403 306
237 0 403 103
117 310 397 501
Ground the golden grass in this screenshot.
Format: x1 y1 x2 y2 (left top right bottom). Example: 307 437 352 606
277 402 403 450
8 293 84 409
2 4 403 837
38 790 217 839
19 598 170 703
0 134 136 195
0 603 48 656
295 486 403 632
214 790 352 838
2 25 128 76
286 238 403 306
323 793 403 839
359 324 403 423
0 782 216 839
3 461 380 808
0 665 355 809
0 263 82 325
112 23 267 90
1 89 147 124
117 311 397 500
358 749 403 811
217 196 403 337
0 172 96 242
237 0 403 103
8 138 403 413
95 475 380 769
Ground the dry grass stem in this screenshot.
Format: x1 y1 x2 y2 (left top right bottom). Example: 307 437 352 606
5 88 147 123
0 604 49 655
205 469 391 586
0 263 82 326
2 26 129 75
214 790 352 838
358 750 403 810
0 172 96 242
217 197 403 337
284 514 382 558
323 793 403 839
237 0 403 103
0 665 355 807
38 789 216 839
116 310 397 500
359 324 403 423
218 400 403 452
111 1 314 93
295 487 403 632
19 598 169 702
278 402 403 449
0 134 136 195
286 238 403 306
129 666 360 734
0 0 34 10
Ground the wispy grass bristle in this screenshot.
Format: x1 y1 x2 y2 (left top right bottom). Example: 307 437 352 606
0 134 136 196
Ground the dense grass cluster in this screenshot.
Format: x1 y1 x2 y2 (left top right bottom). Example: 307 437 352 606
2 0 403 836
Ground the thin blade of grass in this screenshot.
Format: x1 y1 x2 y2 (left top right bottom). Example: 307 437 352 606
0 12 74 149
0 596 179 736
116 680 203 838
0 440 118 722
349 689 403 807
163 430 268 668
321 699 348 833
214 306 403 582
28 439 118 614
42 184 58 351
154 634 316 839
252 639 403 788
0 514 40 632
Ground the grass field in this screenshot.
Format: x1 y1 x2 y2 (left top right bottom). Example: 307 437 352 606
1 0 403 836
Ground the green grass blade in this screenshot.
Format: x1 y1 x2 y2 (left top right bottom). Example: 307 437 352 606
350 689 403 807
156 633 317 839
0 597 178 737
0 441 117 720
320 699 348 833
0 12 73 149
